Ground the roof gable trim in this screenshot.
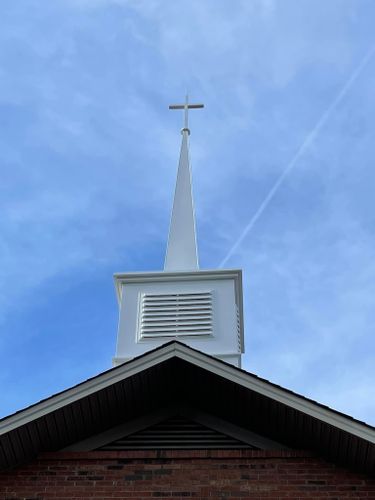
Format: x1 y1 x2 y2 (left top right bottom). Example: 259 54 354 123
176 345 375 444
1 342 374 445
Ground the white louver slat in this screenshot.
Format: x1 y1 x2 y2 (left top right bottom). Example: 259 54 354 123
139 291 213 338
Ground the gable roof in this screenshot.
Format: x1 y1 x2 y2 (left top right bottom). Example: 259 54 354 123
0 341 374 473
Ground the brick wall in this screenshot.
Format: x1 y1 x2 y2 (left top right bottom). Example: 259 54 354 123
0 450 374 499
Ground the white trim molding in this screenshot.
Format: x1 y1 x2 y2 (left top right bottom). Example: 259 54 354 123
1 342 374 444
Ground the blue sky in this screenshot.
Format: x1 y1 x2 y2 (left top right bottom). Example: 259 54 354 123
1 0 375 425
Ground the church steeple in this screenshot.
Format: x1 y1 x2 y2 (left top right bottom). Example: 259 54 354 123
113 97 244 368
165 96 203 271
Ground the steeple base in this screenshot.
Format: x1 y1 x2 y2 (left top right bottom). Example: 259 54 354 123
113 269 245 368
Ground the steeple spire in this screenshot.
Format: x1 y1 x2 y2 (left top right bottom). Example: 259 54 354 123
164 96 204 271
114 96 244 368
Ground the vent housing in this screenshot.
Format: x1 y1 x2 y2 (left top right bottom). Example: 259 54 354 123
139 291 213 339
97 416 255 450
114 269 244 367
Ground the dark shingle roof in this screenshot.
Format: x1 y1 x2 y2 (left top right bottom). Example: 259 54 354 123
0 341 374 473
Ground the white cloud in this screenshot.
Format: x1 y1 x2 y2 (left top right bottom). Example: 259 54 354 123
0 0 374 424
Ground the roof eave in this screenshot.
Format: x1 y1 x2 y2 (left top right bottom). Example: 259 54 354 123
1 341 373 444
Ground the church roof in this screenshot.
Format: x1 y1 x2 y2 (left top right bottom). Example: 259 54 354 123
0 341 374 473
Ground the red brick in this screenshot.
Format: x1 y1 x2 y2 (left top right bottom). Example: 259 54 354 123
0 450 374 499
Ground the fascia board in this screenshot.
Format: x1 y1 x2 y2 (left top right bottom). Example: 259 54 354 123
0 343 180 435
2 341 372 445
172 344 375 444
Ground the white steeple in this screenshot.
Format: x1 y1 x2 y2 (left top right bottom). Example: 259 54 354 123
165 96 202 271
113 97 245 368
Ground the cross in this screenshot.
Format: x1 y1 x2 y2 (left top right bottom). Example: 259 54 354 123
169 95 204 133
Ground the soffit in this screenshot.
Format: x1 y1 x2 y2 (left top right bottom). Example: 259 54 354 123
0 342 374 473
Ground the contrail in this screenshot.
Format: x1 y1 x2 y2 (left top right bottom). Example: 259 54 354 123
219 44 375 268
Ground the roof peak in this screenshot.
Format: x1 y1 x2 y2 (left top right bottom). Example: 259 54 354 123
1 340 374 472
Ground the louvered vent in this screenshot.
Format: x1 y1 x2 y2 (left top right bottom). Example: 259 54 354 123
139 291 213 338
97 416 256 450
236 304 241 351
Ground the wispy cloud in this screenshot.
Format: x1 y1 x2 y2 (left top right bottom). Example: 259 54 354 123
0 0 374 424
219 43 375 268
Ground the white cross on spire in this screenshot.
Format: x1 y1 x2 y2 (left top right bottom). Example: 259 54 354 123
169 94 204 134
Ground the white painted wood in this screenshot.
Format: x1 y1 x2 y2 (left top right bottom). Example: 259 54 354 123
139 291 213 338
113 270 244 367
164 117 198 271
